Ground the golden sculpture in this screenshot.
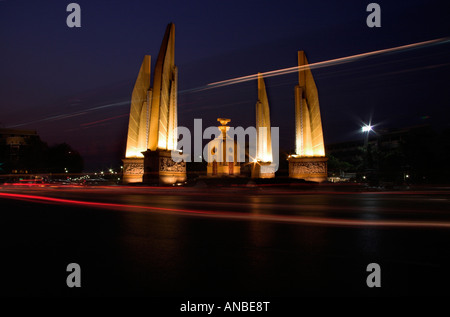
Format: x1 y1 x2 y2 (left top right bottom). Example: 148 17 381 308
295 51 325 157
290 51 327 182
123 23 181 184
206 119 241 177
256 73 272 163
253 73 275 178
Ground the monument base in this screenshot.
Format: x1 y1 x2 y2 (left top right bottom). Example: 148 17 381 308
143 149 187 185
206 163 241 177
251 162 275 179
122 157 144 184
288 156 328 182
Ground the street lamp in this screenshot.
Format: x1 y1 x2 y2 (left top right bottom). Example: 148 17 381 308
361 123 374 183
361 123 374 147
361 124 373 133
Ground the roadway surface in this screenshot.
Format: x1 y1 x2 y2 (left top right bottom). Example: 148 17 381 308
1 183 449 297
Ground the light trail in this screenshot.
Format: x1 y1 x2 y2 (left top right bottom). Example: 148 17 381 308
7 100 130 128
178 37 450 94
1 192 450 229
8 38 449 128
80 113 129 127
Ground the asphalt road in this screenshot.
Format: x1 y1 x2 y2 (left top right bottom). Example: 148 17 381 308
1 184 449 297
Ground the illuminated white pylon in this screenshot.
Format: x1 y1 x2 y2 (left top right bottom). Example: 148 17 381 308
125 23 178 159
294 51 325 157
256 73 272 162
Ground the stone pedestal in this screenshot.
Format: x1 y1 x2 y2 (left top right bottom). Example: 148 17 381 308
288 156 328 182
251 162 275 179
122 157 144 184
206 162 241 177
143 150 186 185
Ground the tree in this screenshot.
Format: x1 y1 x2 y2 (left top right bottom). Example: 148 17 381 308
47 143 83 174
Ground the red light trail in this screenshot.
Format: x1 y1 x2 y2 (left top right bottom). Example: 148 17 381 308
1 192 450 229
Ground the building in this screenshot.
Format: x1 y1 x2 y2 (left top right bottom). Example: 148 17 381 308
0 128 43 175
326 124 437 183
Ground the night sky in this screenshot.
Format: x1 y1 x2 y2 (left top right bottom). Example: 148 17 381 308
1 0 449 170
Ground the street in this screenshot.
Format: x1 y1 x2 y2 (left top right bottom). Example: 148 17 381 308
1 184 449 296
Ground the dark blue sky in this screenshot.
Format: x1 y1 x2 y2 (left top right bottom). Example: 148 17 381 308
1 0 449 170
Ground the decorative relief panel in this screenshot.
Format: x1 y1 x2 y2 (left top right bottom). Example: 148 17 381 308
124 162 144 175
292 161 326 174
159 157 186 172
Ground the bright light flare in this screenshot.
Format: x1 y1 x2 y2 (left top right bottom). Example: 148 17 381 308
362 125 373 132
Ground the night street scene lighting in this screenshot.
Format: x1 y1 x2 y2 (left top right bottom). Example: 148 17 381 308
1 0 450 304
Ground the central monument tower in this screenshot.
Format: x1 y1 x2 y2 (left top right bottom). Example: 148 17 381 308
206 118 241 177
123 23 185 184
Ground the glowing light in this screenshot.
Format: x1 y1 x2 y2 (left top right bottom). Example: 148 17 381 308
362 125 373 132
125 149 144 158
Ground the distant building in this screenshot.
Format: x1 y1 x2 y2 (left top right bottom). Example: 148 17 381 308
326 124 436 183
0 128 43 174
327 125 433 157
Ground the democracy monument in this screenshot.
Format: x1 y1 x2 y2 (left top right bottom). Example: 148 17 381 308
252 73 275 179
123 23 186 185
288 51 328 182
123 23 327 184
206 118 241 177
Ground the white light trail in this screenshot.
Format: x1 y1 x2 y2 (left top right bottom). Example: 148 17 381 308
202 37 450 90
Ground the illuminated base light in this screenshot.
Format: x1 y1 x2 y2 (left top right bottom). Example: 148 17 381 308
251 161 276 179
125 150 145 158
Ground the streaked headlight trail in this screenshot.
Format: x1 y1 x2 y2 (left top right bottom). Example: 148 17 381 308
2 192 450 229
179 37 450 94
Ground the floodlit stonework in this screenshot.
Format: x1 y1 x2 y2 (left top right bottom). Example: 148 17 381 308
123 23 185 184
252 73 275 178
289 51 327 182
206 119 241 177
